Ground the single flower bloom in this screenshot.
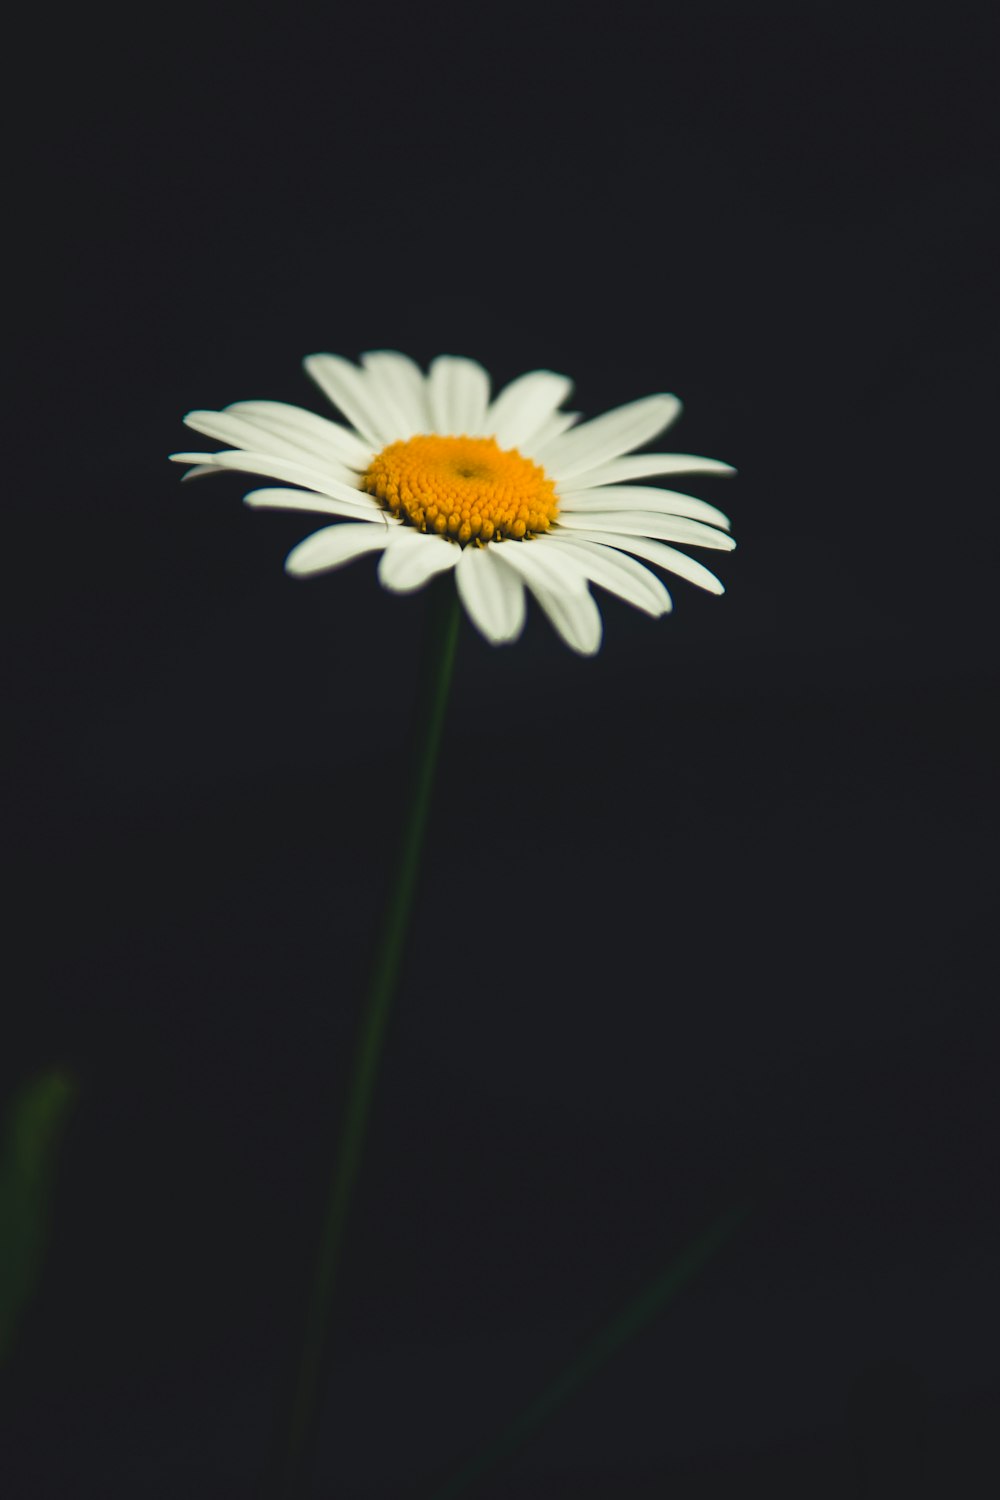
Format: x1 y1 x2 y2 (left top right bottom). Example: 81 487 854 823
171 352 735 655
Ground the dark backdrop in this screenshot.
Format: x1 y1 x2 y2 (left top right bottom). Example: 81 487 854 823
5 1 997 1496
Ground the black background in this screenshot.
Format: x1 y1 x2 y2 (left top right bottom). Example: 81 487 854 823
5 1 998 1495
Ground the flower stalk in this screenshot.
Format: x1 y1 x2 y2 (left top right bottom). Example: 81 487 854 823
269 580 462 1498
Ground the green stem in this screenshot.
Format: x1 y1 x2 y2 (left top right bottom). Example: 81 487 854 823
271 582 462 1499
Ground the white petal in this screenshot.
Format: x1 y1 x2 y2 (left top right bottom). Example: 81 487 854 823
284 523 393 577
554 510 735 551
243 487 387 522
492 543 603 655
183 409 359 486
559 529 726 594
567 453 736 488
539 535 671 616
305 353 405 446
359 351 430 438
225 401 374 470
376 531 460 594
526 409 581 452
535 395 682 481
428 356 491 435
181 449 375 507
484 370 574 450
558 485 731 530
455 543 527 644
179 463 219 481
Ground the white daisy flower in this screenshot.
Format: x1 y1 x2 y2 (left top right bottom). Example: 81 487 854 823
171 351 735 655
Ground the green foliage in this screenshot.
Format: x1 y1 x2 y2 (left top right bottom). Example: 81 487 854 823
0 1068 78 1364
434 1201 751 1500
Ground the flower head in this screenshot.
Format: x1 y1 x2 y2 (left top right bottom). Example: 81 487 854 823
171 352 735 655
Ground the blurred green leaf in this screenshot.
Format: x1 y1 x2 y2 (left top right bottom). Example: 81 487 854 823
432 1199 751 1500
0 1067 78 1364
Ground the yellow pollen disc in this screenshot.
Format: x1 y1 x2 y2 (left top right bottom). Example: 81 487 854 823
361 434 559 545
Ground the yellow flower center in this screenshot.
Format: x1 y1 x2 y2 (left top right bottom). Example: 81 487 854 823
361 434 559 545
